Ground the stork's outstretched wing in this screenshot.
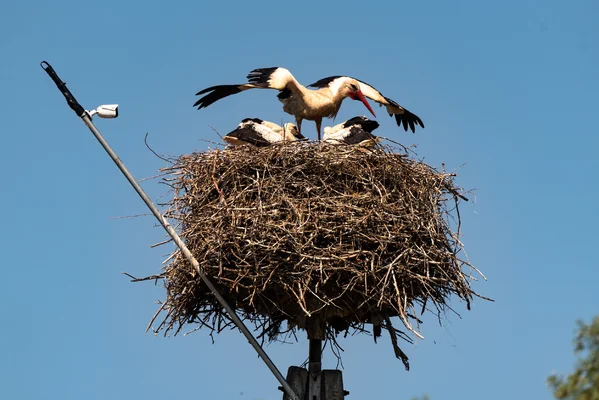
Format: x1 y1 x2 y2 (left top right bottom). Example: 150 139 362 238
194 84 260 109
308 76 424 133
194 67 303 110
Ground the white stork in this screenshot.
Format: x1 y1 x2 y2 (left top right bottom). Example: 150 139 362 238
222 118 306 147
323 116 382 147
194 67 424 140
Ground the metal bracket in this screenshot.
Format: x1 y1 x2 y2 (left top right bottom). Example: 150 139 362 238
282 367 347 400
281 318 348 400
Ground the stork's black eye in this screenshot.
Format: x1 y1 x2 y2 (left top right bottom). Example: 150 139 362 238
350 84 359 91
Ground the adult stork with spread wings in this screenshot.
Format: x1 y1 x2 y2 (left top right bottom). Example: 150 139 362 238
194 67 424 140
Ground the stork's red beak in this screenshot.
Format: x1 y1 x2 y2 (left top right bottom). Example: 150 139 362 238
353 90 376 118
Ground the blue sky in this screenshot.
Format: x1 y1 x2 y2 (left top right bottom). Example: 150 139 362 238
1 0 597 399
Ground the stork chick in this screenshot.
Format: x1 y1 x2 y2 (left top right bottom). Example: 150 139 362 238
323 116 382 147
223 118 305 147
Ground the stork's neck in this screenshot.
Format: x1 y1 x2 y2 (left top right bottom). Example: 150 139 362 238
333 88 351 104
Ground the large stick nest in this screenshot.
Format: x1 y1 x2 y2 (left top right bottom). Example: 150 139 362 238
142 142 486 370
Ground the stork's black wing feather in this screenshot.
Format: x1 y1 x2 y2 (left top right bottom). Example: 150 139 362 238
277 87 292 100
307 75 344 88
193 85 247 109
384 96 425 133
308 75 379 91
394 110 424 133
246 67 279 86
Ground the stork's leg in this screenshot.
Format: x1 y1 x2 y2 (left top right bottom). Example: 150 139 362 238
315 118 322 141
296 117 303 135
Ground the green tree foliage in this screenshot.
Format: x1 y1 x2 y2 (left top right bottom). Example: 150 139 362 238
548 316 599 399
